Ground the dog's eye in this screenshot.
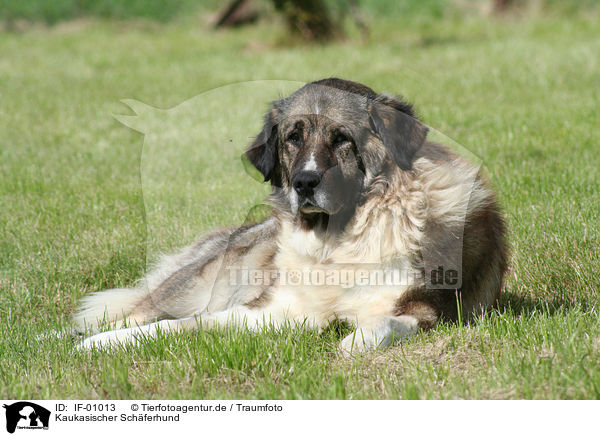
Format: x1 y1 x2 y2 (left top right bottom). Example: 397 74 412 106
287 131 302 146
333 133 350 147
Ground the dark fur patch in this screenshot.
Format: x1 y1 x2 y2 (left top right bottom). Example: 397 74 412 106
245 109 281 186
367 100 428 170
311 77 378 99
395 200 508 328
394 298 441 330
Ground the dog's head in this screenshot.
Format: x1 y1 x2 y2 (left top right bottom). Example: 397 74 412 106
246 78 428 232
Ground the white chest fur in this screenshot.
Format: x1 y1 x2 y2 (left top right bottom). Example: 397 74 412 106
266 213 420 327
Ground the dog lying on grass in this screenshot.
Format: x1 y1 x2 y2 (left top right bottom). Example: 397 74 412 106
74 78 507 353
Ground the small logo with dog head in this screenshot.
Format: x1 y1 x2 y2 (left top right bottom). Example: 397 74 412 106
2 402 50 434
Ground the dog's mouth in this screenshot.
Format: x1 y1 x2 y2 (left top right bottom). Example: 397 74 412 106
299 201 329 215
298 197 343 216
297 199 329 230
296 195 352 233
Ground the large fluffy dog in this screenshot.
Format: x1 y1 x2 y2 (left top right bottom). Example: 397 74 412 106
74 78 507 353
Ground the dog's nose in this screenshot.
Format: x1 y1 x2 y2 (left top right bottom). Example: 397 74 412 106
292 171 321 197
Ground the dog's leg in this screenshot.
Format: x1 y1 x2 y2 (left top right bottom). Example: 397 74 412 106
75 306 274 350
339 299 441 354
339 315 419 355
75 317 199 350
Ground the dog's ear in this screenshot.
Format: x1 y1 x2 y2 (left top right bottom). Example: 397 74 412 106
245 108 280 184
368 96 428 170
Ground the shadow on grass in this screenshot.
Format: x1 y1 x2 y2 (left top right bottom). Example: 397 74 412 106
498 289 594 317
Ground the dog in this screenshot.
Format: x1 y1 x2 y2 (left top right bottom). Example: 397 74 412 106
74 78 508 353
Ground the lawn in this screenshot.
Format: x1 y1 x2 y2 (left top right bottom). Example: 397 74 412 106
1 6 599 399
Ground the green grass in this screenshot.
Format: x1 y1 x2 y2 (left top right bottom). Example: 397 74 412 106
0 0 223 23
1 9 600 399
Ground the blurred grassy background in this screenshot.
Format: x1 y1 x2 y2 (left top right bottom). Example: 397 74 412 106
0 0 220 23
1 0 599 25
1 0 599 399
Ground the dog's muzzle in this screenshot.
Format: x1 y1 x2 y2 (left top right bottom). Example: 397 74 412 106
292 170 329 214
292 170 321 198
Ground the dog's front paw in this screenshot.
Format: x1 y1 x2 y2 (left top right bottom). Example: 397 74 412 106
339 330 379 356
338 315 419 356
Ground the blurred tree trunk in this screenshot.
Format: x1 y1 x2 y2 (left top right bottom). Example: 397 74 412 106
272 0 339 41
494 0 516 12
215 0 259 27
